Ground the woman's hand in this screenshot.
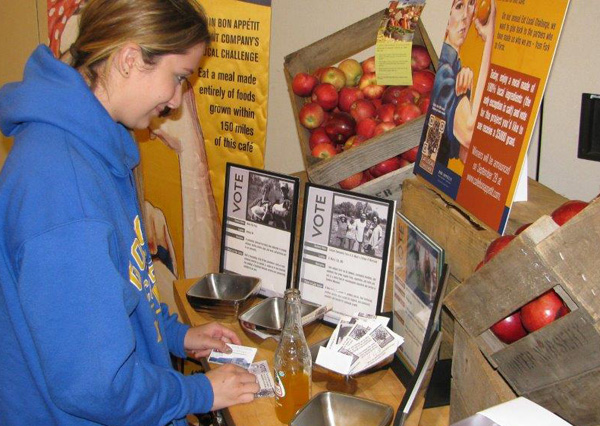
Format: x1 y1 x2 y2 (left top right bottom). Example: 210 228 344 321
455 67 474 97
206 364 259 411
184 322 242 358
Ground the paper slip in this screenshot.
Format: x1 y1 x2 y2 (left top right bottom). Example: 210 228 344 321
316 346 353 375
208 344 257 369
248 360 276 398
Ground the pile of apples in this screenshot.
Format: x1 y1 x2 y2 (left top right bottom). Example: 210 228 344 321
291 45 435 190
480 199 590 344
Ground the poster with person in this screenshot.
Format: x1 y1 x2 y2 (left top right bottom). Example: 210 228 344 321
297 184 395 324
220 164 299 297
413 0 570 233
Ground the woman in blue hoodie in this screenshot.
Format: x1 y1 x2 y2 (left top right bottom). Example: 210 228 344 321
0 1 258 425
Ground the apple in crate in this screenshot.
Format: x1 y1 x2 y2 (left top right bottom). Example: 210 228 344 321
324 112 356 144
299 102 325 129
312 83 339 111
383 86 420 106
411 45 432 71
309 127 332 150
362 56 376 73
338 58 363 87
359 72 385 99
411 69 436 94
292 72 318 97
550 200 589 226
376 103 395 123
520 290 570 332
400 146 419 163
339 171 365 190
484 234 516 262
373 121 396 137
320 66 346 91
356 117 378 139
311 143 337 159
343 134 368 150
394 103 422 125
490 311 528 344
418 94 431 114
338 87 364 112
369 156 409 178
350 99 376 122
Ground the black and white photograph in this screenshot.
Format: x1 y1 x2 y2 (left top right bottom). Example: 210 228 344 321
371 325 395 349
328 194 390 258
246 172 295 231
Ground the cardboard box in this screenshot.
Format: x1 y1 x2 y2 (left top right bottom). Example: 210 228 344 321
283 10 438 202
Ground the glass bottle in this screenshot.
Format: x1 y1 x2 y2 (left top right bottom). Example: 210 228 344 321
273 288 312 424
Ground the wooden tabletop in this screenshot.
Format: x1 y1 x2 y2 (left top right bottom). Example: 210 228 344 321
174 278 449 426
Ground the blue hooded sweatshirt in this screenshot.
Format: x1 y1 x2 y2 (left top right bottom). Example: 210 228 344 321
0 45 213 425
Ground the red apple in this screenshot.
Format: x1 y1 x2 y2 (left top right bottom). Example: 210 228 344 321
382 86 420 106
550 200 589 226
298 102 325 129
411 69 436 94
394 102 422 125
320 66 347 91
339 171 365 190
361 56 376 73
313 67 326 80
371 98 383 110
359 72 385 99
520 290 566 332
476 0 492 25
490 311 528 344
369 156 408 178
312 83 339 111
363 169 375 182
324 111 356 144
514 222 532 235
311 143 337 159
376 103 396 123
338 87 364 112
411 45 432 71
309 127 332 150
350 99 377 122
400 146 419 163
484 235 516 262
373 121 396 137
418 94 431 114
356 117 378 139
343 134 368 150
292 72 319 97
338 58 363 87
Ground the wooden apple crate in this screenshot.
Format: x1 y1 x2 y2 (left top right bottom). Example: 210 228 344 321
444 197 600 425
283 10 438 202
400 176 567 359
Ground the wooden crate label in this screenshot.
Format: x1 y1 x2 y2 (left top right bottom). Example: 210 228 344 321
492 310 600 394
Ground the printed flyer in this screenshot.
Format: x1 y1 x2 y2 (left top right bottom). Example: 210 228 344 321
413 0 570 233
221 164 299 297
393 213 444 374
297 184 395 324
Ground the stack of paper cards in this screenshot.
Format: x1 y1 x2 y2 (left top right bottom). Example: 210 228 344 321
248 360 277 398
208 344 257 369
316 312 404 375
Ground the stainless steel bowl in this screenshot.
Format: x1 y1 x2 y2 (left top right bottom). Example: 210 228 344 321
290 391 393 426
186 273 261 318
238 296 324 335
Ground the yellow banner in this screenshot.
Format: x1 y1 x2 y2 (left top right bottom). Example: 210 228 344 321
198 0 272 218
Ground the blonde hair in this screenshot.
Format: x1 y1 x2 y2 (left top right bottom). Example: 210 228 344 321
69 0 210 88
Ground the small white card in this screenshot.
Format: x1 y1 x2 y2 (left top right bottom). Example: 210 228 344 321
208 344 257 369
248 360 276 398
315 346 353 375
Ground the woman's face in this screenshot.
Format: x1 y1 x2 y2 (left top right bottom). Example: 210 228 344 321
113 42 205 129
446 0 475 49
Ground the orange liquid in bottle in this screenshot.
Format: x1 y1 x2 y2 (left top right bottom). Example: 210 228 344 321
274 368 311 424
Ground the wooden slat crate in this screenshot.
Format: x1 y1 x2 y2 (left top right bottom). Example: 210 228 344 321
444 197 600 425
283 10 438 202
450 322 517 424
